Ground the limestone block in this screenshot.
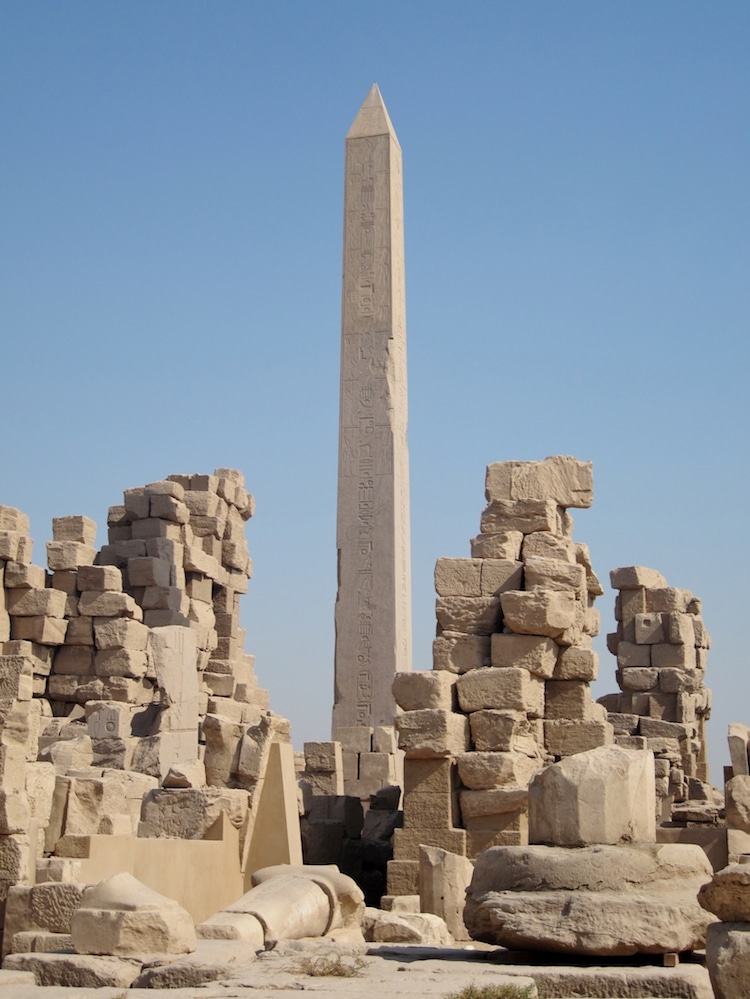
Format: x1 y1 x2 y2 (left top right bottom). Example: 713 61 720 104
545 680 595 721
706 922 750 999
457 667 544 717
149 494 189 524
6 588 66 618
610 566 667 590
40 735 94 774
487 456 593 508
125 556 170 588
464 842 715 956
0 833 33 882
403 758 457 796
0 790 30 834
435 595 501 635
52 646 94 675
363 906 453 945
524 557 586 600
652 643 697 669
93 618 148 652
28 882 83 934
372 725 397 753
52 515 96 545
480 498 558 535
403 790 458 829
3 562 46 589
129 518 183 542
0 531 21 561
432 633 490 673
529 746 655 846
521 531 575 564
395 709 469 758
699 862 750 921
46 542 96 571
469 710 537 754
386 858 419 895
419 846 474 940
138 786 248 842
71 872 196 956
633 612 665 645
94 648 148 678
729 723 750 777
554 647 598 681
620 666 659 690
456 751 540 790
144 609 190 628
490 633 557 677
304 741 343 774
460 786 529 822
0 506 30 532
645 587 692 613
76 566 121 592
617 642 651 668
470 531 522 560
725 775 750 831
393 671 456 711
392 826 467 862
26 762 56 823
500 588 577 638
479 560 523 596
149 626 198 707
664 611 695 645
65 616 94 645
544 719 614 757
84 701 135 740
0 656 33 699
78 591 142 619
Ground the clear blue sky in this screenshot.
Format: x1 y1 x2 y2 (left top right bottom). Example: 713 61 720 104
2 2 748 783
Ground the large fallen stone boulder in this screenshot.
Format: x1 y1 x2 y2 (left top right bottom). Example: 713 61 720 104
362 907 453 945
70 872 196 957
464 843 716 956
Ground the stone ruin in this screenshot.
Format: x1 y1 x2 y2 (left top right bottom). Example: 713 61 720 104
599 566 716 824
386 456 612 898
0 470 302 961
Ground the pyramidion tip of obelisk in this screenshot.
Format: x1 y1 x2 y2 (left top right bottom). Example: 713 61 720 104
346 83 398 141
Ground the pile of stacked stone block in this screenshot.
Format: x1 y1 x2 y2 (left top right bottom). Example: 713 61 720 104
598 566 715 823
387 456 611 898
0 469 293 954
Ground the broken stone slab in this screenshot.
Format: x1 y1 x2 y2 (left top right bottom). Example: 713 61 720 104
528 745 655 846
363 907 453 945
485 456 593 508
699 862 750 921
464 842 716 956
706 922 750 999
70 872 196 957
133 938 259 989
2 951 142 988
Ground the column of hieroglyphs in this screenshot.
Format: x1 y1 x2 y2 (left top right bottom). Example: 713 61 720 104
598 567 715 823
332 84 412 798
387 456 610 897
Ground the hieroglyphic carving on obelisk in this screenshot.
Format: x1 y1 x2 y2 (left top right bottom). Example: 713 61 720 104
333 85 412 739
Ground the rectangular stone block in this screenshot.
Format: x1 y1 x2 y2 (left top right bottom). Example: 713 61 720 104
76 566 122 592
94 649 148 679
456 751 540 790
129 519 182 542
78 592 141 619
664 612 695 646
403 791 458 830
616 642 651 669
521 532 575 563
544 719 614 757
372 726 397 754
554 647 598 681
500 588 577 639
435 596 501 636
403 758 458 797
85 702 135 740
432 633 490 674
386 859 419 896
729 723 750 777
470 531 523 560
524 557 586 600
460 787 528 823
11 618 67 646
393 671 456 711
651 643 696 670
358 751 396 783
63 618 93 647
46 542 96 572
434 557 483 597
53 647 94 676
52 516 96 545
149 495 189 524
479 560 523 597
469 710 532 753
611 566 668 590
393 827 467 862
457 667 545 716
333 727 372 754
3 562 46 590
490 633 557 678
485 456 593 508
466 819 528 857
304 742 343 774
395 709 469 759
634 613 666 645
480 498 558 536
6 589 66 619
619 666 659 691
93 618 149 652
544 680 594 720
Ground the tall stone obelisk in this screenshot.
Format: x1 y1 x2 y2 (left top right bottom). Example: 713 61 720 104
333 85 412 743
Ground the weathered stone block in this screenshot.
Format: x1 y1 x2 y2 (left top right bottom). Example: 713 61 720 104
479 560 523 596
435 596 501 635
46 542 96 571
456 751 540 790
470 531 523 560
457 667 544 716
54 646 94 675
485 456 593 508
52 515 96 545
544 719 614 757
393 671 456 711
554 646 598 681
480 498 558 535
403 791 458 829
432 633 490 673
500 588 577 638
393 827 467 862
524 557 586 599
403 758 457 796
395 709 469 758
490 633 557 677
545 680 595 721
469 710 536 753
610 566 667 590
434 558 482 596
651 643 696 669
6 588 66 618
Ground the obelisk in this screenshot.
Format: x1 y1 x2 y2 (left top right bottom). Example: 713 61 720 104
332 85 412 741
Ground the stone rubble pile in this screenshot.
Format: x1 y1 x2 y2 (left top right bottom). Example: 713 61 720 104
598 566 716 823
387 456 612 896
0 470 295 956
